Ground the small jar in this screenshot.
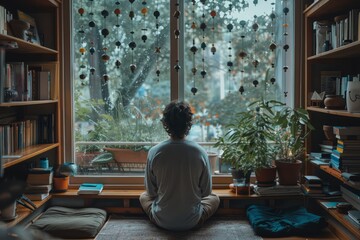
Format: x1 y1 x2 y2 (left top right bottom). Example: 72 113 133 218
324 95 345 110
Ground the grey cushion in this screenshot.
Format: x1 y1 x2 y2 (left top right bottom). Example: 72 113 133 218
30 206 107 239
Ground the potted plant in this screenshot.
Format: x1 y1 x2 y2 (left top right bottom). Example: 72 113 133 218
53 163 78 192
215 100 277 188
260 100 314 185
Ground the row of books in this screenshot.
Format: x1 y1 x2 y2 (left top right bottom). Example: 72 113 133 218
1 62 58 103
313 8 360 55
0 114 55 156
321 74 359 100
0 5 11 35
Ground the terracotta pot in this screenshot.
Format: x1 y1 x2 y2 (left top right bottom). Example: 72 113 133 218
255 166 277 183
104 148 147 163
53 176 69 192
275 160 302 185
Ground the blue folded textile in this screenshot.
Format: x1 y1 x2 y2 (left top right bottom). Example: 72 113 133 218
246 205 327 237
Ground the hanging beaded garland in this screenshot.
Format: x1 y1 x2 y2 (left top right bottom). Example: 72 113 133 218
78 0 87 85
251 15 259 88
114 1 122 69
210 7 216 55
269 2 276 85
174 0 181 74
190 0 197 95
238 20 247 94
141 1 148 43
200 0 207 80
283 0 289 97
154 0 161 81
128 0 137 73
226 3 234 93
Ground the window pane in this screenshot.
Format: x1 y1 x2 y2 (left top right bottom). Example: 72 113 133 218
72 0 170 175
183 0 293 173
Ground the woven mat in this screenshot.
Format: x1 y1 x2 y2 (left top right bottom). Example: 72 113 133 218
96 215 262 240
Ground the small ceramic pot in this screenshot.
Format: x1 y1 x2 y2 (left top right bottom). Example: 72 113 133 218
324 95 345 110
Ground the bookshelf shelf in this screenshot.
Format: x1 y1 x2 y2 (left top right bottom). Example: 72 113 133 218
3 143 60 168
304 0 360 19
306 107 360 118
0 100 58 107
0 34 58 55
318 199 360 239
307 41 360 61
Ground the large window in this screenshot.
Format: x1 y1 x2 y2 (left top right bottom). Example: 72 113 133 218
70 0 294 177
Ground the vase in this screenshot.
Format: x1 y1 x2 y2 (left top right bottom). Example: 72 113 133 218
229 168 251 195
324 95 345 110
53 176 69 192
346 79 360 113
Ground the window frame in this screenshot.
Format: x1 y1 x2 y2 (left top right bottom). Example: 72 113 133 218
62 0 304 188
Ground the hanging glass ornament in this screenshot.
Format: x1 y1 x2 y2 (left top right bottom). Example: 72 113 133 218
239 86 245 94
191 87 198 95
269 42 277 51
130 64 137 73
89 21 95 28
210 8 216 55
90 68 95 75
79 47 86 55
129 41 136 50
154 10 160 19
253 80 259 87
115 60 121 68
101 9 109 18
103 74 109 82
80 73 86 79
101 28 109 37
270 77 276 84
102 53 110 61
78 8 85 16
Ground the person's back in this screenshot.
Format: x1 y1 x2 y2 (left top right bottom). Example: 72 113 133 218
139 101 220 231
146 139 211 230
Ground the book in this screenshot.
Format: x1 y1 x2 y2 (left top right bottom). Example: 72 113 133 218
26 171 53 185
304 175 322 184
25 184 52 194
28 167 53 174
320 201 347 209
39 71 51 100
25 192 49 201
333 126 360 136
348 210 360 224
77 183 103 195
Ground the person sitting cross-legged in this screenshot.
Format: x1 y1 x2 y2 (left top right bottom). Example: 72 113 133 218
139 101 220 231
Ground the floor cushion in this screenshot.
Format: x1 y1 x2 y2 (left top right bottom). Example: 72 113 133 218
30 206 107 239
246 205 327 237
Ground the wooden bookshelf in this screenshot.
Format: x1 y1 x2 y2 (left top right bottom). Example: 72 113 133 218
318 199 360 239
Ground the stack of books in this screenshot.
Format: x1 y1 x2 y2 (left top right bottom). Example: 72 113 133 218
24 167 53 200
302 175 324 197
330 126 360 173
253 183 302 196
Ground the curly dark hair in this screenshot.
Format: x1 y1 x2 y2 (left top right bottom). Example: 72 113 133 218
161 101 193 139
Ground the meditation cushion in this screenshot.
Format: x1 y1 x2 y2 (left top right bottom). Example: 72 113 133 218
246 205 327 237
30 206 107 239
